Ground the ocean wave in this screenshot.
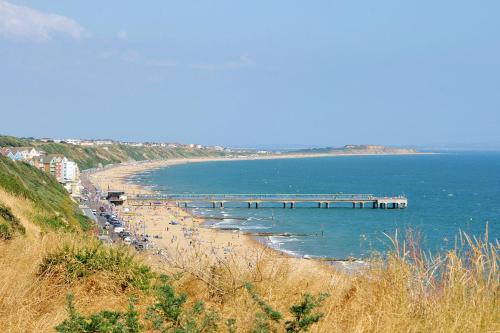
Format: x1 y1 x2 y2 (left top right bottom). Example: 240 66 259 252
238 225 271 230
269 236 300 243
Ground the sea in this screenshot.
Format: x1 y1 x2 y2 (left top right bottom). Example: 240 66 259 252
129 152 500 260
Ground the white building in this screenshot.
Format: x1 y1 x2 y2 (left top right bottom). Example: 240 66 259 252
62 159 80 182
4 147 44 160
65 139 82 145
94 140 114 145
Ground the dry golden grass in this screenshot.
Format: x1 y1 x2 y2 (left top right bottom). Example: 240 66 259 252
0 191 153 332
157 230 499 333
0 189 498 332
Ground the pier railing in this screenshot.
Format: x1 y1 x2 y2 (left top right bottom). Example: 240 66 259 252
127 193 407 209
133 193 386 201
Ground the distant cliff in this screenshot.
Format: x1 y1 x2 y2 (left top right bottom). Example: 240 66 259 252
0 135 227 170
294 144 417 155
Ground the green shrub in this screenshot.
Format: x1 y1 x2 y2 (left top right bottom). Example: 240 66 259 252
146 275 219 333
245 283 282 333
245 284 328 333
56 275 220 333
55 294 141 333
55 275 329 332
0 202 25 240
39 243 155 290
285 293 329 333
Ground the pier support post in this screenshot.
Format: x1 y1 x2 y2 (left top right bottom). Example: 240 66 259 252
283 202 287 208
326 202 330 209
318 202 322 208
352 202 356 209
360 202 364 208
290 202 295 209
220 202 224 208
184 202 188 208
255 202 259 209
248 202 251 209
373 202 378 209
212 202 216 208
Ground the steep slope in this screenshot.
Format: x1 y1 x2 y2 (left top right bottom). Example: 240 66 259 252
0 202 25 239
0 156 91 231
0 134 227 169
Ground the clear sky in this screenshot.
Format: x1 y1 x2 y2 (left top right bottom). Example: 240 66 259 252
1 1 499 147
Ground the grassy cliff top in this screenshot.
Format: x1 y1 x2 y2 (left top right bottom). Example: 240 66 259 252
0 134 227 170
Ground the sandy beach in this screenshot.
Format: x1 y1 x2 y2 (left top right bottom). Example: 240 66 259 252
86 152 426 274
87 157 308 272
85 154 365 277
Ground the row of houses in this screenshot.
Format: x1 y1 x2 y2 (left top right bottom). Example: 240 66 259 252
0 147 81 194
37 136 236 152
1 147 44 161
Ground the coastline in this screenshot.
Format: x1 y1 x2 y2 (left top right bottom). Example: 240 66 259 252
87 150 431 194
85 152 426 272
86 156 328 276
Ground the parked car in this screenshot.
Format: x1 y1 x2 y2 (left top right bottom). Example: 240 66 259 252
119 231 131 238
134 242 147 251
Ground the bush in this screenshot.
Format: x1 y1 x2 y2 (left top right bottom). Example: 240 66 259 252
285 293 329 333
56 275 220 333
146 274 219 333
0 202 25 240
55 294 141 333
245 283 328 333
39 243 155 290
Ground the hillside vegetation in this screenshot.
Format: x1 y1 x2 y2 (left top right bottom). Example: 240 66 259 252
0 144 498 332
0 156 91 231
0 134 227 169
0 201 25 239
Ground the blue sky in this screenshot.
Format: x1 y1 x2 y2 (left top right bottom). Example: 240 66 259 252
1 1 499 147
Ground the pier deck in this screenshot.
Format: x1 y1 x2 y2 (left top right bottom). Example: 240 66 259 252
128 193 408 209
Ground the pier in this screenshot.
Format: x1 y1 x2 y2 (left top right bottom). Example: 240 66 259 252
128 193 408 209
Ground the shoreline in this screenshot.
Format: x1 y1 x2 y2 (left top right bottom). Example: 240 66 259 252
85 152 427 271
86 150 432 193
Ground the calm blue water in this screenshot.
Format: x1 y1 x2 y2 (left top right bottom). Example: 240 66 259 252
131 153 500 259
